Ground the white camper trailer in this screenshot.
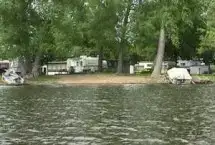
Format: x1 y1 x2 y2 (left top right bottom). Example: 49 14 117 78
67 56 107 73
0 60 10 70
177 60 205 67
42 55 108 75
42 61 67 75
134 61 154 72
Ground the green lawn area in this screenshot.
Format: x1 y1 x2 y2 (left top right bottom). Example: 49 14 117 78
192 74 215 82
28 75 59 82
0 76 3 83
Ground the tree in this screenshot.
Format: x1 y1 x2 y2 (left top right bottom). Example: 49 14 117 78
134 0 203 77
199 0 215 53
0 0 209 78
116 0 133 74
0 0 38 75
0 0 87 77
85 0 118 72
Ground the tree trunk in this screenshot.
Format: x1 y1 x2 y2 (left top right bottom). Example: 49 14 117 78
19 58 26 77
117 0 132 74
32 54 41 78
117 46 123 73
151 24 165 78
98 47 103 72
24 57 32 75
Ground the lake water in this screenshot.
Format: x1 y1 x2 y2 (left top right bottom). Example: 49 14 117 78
0 84 215 145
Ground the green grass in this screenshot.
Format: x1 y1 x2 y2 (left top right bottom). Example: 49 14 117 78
28 75 59 82
135 71 152 76
0 76 3 83
192 74 215 82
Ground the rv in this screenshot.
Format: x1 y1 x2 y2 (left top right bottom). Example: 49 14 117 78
42 55 108 75
0 60 10 73
134 61 176 73
189 66 210 75
177 60 209 74
67 55 107 73
177 60 205 67
42 61 67 75
134 61 154 72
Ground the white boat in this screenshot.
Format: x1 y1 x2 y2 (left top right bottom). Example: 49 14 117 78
2 69 24 85
167 67 192 84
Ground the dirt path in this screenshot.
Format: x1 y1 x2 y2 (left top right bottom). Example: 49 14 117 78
57 74 165 85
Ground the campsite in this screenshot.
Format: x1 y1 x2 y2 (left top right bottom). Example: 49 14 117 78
1 1 215 145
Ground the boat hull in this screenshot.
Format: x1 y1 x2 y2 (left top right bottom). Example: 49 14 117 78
2 69 24 85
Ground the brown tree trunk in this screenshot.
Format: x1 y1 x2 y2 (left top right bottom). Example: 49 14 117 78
151 24 165 78
98 47 103 72
117 46 123 73
117 0 132 74
32 54 41 78
24 57 32 75
19 58 26 77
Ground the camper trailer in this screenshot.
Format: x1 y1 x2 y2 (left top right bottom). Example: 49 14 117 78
0 60 10 73
42 61 67 75
42 55 108 75
190 66 210 74
177 60 209 74
134 61 176 74
67 55 107 73
134 61 154 72
177 60 205 67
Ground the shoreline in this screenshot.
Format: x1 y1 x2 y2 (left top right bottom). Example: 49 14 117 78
0 74 214 86
25 74 167 86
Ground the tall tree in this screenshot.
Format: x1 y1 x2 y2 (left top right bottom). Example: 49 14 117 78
134 0 203 77
0 0 38 75
86 0 118 72
0 0 87 77
199 0 215 53
116 0 133 74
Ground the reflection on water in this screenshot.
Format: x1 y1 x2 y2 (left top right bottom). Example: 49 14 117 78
0 84 215 145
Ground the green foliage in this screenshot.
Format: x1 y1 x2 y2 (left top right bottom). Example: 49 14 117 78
133 0 205 61
85 0 119 59
0 0 213 73
199 0 215 54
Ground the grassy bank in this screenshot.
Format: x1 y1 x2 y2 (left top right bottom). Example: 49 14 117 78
193 74 215 82
27 75 59 84
0 77 4 84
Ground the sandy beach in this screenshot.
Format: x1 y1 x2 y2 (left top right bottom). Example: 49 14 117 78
56 74 165 85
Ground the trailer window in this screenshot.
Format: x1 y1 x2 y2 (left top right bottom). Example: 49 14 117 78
80 61 83 66
147 64 153 67
181 63 185 66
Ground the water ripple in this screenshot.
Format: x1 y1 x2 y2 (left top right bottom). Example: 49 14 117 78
0 85 215 144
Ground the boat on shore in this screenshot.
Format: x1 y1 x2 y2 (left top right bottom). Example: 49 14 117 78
166 67 213 85
166 68 192 85
2 69 24 85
